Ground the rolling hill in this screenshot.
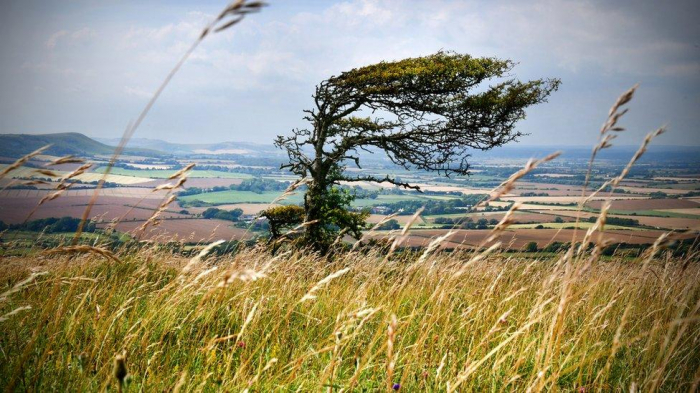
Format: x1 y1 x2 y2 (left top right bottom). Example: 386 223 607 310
0 133 164 158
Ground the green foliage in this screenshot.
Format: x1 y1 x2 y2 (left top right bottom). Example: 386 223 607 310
524 241 539 252
379 194 488 215
276 51 558 251
260 205 305 239
2 217 96 233
586 216 639 227
232 178 290 194
201 207 243 222
315 187 369 243
376 219 401 231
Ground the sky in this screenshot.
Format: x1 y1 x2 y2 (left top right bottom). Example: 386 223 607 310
0 0 698 147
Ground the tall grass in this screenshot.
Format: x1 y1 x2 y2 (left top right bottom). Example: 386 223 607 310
0 244 698 391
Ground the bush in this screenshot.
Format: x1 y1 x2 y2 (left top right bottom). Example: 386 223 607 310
377 219 401 231
202 208 243 222
524 241 539 252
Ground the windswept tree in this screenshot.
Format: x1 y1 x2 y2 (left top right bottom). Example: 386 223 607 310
276 51 559 250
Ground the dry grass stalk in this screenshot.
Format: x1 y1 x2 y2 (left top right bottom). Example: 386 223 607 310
32 169 59 178
0 145 51 179
611 127 666 188
0 305 32 323
473 151 561 213
299 267 351 302
417 230 454 265
386 314 398 392
386 207 424 256
168 163 196 180
271 177 311 204
42 245 122 263
182 240 225 273
47 155 84 166
581 84 637 193
0 271 48 302
352 212 399 250
138 164 193 235
72 1 265 244
63 163 93 180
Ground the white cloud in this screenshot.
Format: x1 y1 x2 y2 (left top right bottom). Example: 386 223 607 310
4 0 699 144
46 27 96 49
46 30 68 49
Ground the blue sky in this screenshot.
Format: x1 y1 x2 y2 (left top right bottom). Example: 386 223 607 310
0 0 698 146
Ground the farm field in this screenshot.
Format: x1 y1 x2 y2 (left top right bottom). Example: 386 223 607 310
179 190 304 205
3 148 699 249
0 164 153 184
2 4 700 391
99 218 249 242
384 228 694 249
94 166 254 179
587 198 700 211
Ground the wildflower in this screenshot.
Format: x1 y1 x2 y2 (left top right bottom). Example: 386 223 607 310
393 383 401 390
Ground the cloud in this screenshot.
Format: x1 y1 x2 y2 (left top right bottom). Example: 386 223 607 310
3 0 699 145
46 30 68 49
45 27 96 49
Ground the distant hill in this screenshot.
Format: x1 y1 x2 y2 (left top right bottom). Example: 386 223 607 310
0 133 164 158
95 137 280 156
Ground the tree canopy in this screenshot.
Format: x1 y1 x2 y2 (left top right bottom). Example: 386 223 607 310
275 51 560 251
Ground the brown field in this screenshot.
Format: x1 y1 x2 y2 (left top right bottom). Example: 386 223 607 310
587 198 700 211
376 228 696 249
617 186 688 195
102 218 250 242
616 180 650 187
505 195 648 204
516 203 579 211
0 195 190 224
512 182 586 196
0 187 169 199
536 209 700 230
653 175 700 181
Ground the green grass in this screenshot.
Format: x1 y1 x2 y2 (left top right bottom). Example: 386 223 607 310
178 190 460 207
179 190 303 205
1 246 698 391
95 167 254 179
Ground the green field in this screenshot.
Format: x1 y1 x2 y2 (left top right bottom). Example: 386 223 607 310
95 167 254 179
586 208 700 219
351 193 460 208
179 190 303 205
507 222 644 231
179 190 460 207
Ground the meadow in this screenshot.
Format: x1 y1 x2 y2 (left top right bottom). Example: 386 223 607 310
1 242 698 391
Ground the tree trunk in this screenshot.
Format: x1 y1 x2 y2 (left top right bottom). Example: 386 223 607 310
304 175 326 251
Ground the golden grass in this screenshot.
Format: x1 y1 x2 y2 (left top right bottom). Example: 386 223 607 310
0 244 698 391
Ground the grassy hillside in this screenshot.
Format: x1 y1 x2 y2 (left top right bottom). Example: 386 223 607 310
1 244 698 391
0 132 163 158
